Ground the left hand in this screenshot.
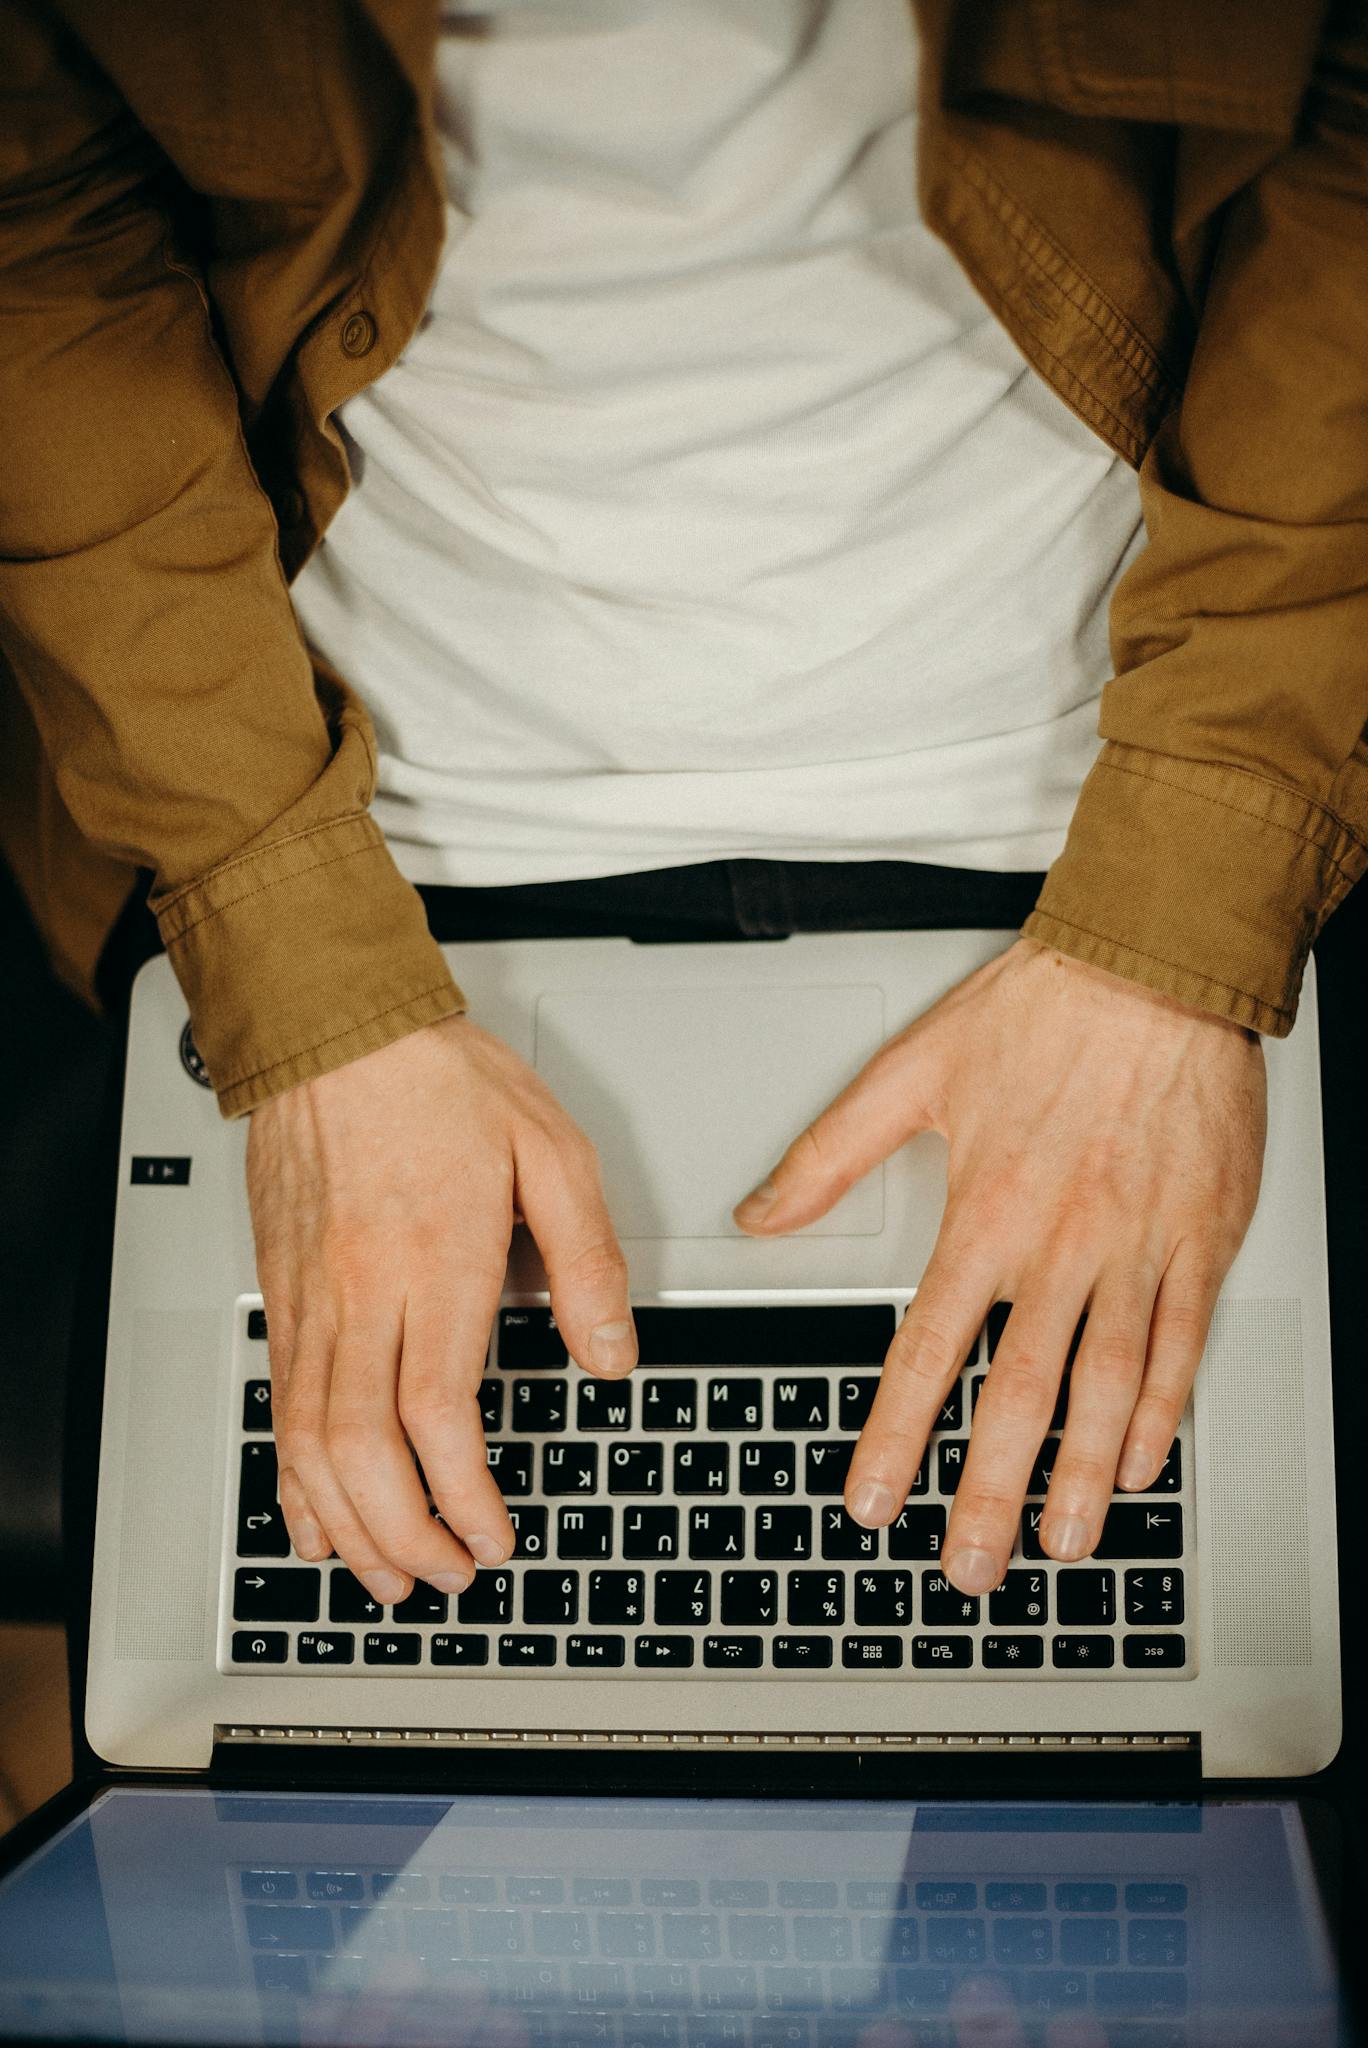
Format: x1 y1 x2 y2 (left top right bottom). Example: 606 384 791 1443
734 936 1266 1596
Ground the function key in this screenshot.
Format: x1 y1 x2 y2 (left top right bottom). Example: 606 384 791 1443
772 1635 834 1669
575 1878 633 1907
1126 1883 1188 1913
297 1631 355 1665
1095 1504 1183 1559
702 1635 763 1669
567 1634 625 1667
981 1635 1044 1669
578 1380 632 1431
1124 1569 1184 1624
838 1377 879 1430
911 1635 973 1670
1122 1634 1187 1668
375 1871 432 1900
363 1633 421 1666
773 1378 829 1431
634 1635 695 1668
431 1632 489 1665
708 1378 763 1431
842 1635 903 1670
231 1630 288 1664
498 1634 558 1667
497 1308 568 1369
242 1380 274 1431
986 1883 1047 1913
709 1880 769 1908
439 1875 495 1904
1055 1884 1116 1913
1051 1635 1116 1669
643 1880 701 1909
847 1881 907 1911
307 1871 363 1902
247 1308 269 1342
241 1869 297 1900
640 1379 698 1431
917 1883 977 1912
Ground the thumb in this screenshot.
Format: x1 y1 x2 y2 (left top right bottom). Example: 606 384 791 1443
732 1029 940 1235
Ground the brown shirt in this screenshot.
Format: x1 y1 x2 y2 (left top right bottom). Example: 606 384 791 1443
1 0 1365 1118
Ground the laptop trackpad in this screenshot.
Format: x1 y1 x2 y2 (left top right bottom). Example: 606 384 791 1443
533 984 886 1240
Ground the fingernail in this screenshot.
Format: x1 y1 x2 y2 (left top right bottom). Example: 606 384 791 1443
1117 1446 1153 1490
589 1321 636 1375
943 1546 1001 1595
849 1480 897 1527
1044 1515 1090 1561
360 1570 406 1605
465 1535 508 1568
733 1178 777 1228
430 1569 473 1595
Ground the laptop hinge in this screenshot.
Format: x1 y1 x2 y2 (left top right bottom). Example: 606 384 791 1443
217 1725 1198 1754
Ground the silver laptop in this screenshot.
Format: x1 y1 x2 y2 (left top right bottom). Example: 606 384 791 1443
85 928 1341 1778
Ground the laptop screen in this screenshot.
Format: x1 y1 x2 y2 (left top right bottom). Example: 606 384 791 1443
0 1788 1354 2045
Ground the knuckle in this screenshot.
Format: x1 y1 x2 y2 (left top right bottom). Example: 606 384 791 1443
398 1382 472 1444
559 1236 628 1294
982 1354 1056 1421
889 1309 963 1389
325 1413 378 1478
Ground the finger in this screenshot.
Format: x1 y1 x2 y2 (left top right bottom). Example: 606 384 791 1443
275 1313 425 1605
733 1032 940 1235
944 1279 1090 1594
515 1127 636 1378
326 1314 478 1597
257 1281 332 1562
949 1973 1028 2048
1040 1264 1156 1561
1116 1237 1221 1488
400 1266 518 1570
845 1227 999 1530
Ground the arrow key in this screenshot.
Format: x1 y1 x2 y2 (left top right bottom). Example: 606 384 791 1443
233 1568 320 1622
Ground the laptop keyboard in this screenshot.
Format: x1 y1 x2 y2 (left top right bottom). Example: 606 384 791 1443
236 1856 1193 2044
224 1298 1194 1679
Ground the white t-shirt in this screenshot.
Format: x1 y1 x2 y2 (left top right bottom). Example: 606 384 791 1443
290 0 1145 887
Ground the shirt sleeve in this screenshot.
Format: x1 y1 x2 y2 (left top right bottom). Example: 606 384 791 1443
0 7 466 1117
1022 2 1368 1035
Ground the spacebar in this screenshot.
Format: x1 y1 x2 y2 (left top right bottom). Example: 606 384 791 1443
631 1303 896 1366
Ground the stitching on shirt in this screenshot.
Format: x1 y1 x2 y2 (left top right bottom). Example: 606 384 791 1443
155 806 377 917
1097 755 1362 874
1025 910 1292 1023
166 839 384 941
222 982 464 1095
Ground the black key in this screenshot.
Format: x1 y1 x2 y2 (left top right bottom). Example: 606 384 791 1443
689 1507 745 1559
1059 1919 1120 1967
543 1443 599 1495
608 1442 664 1494
640 1378 698 1431
243 1380 274 1432
623 1506 680 1560
232 1630 288 1664
431 1632 489 1665
247 1307 269 1342
1128 1920 1187 1967
457 1571 514 1624
675 1444 730 1495
1123 1633 1187 1668
363 1633 421 1665
1127 1884 1187 1913
738 1443 797 1495
577 1379 632 1430
934 1382 964 1432
297 1631 355 1665
1026 1436 1061 1497
394 1584 448 1624
630 1303 895 1367
708 1378 763 1431
514 1379 568 1431
772 1635 834 1668
329 1570 387 1624
655 1571 711 1625
838 1377 878 1430
853 1570 913 1625
498 1309 568 1370
1051 1635 1116 1669
1095 1503 1183 1559
635 1634 695 1668
985 1303 1010 1359
524 1570 580 1625
918 1884 977 1911
842 1635 903 1670
721 1570 779 1625
925 1918 986 1967
889 1505 945 1560
1124 1568 1185 1625
921 1573 979 1625
989 1569 1048 1625
1093 1972 1187 2019
499 1633 558 1667
241 1870 298 1901
787 1571 845 1626
246 1905 334 1952
1055 1884 1116 1912
981 1634 1045 1668
1056 1568 1115 1626
567 1634 626 1667
911 1635 973 1669
821 1507 877 1559
986 1884 1047 1913
754 1506 812 1560
509 1504 549 1559
773 1378 829 1430
588 1570 647 1625
1137 1439 1182 1493
703 1636 763 1669
805 1441 855 1495
237 1442 289 1558
936 1441 966 1495
234 1568 320 1622
558 1506 614 1559
1020 1505 1046 1560
479 1380 504 1431
487 1442 534 1496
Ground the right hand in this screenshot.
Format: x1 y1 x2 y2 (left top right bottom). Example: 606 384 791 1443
245 1014 636 1606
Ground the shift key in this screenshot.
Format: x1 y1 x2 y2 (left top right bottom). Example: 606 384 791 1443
234 1567 321 1622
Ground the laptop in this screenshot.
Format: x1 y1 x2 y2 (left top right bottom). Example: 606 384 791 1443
84 928 1340 1778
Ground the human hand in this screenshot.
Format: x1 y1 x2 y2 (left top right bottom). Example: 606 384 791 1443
245 1015 635 1605
734 937 1265 1595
